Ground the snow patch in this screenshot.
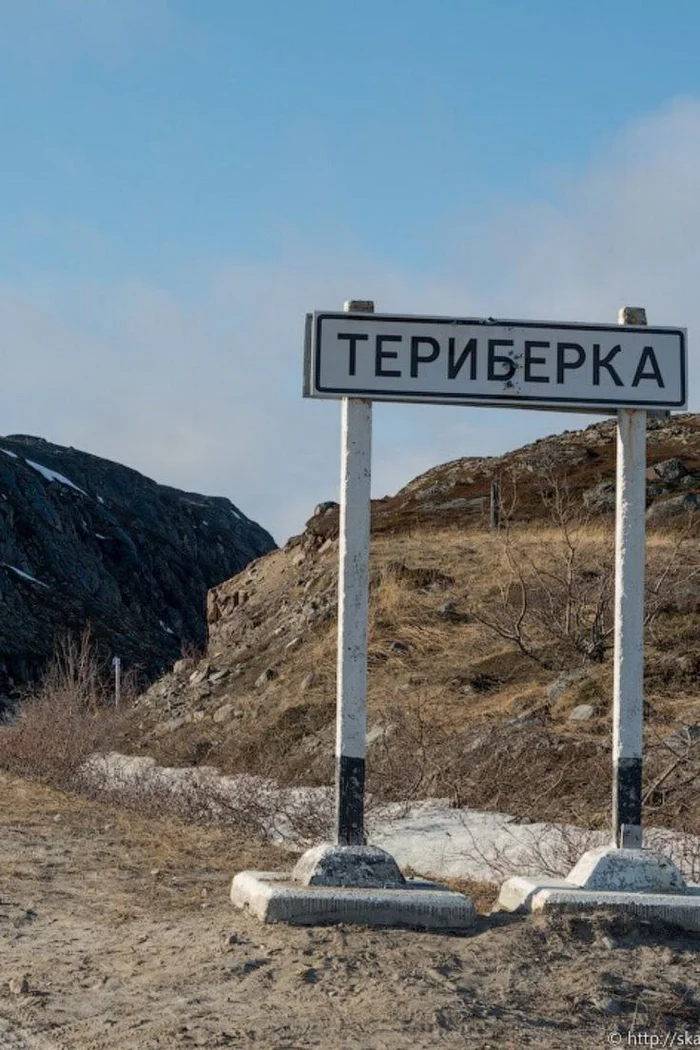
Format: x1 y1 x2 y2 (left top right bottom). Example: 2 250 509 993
26 459 87 496
2 563 50 588
0 447 17 458
82 753 700 884
159 620 175 636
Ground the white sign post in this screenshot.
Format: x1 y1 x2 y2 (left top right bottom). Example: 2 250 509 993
335 300 373 845
304 306 687 860
613 306 648 849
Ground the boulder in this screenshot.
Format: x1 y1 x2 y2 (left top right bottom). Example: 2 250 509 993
646 493 700 523
582 482 616 513
651 458 688 484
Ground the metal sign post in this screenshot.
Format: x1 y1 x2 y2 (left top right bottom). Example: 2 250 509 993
112 655 121 710
335 299 374 845
612 306 647 849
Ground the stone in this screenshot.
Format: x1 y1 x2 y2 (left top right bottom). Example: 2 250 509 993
209 669 229 684
646 493 700 523
154 716 185 735
300 672 318 691
595 997 623 1016
8 975 29 995
652 458 687 483
313 501 339 517
582 482 616 513
568 703 595 722
388 640 409 654
548 670 587 704
255 667 277 688
285 636 303 652
213 703 234 724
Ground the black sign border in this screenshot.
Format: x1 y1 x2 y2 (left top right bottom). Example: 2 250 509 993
304 312 687 410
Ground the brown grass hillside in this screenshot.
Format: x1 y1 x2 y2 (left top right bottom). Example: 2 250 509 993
117 415 700 835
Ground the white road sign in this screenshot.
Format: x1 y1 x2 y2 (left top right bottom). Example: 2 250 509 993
304 312 687 411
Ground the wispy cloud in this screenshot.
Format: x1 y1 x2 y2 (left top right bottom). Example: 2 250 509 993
1 98 699 542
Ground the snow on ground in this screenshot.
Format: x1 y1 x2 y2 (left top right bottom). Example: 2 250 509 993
83 752 700 884
0 447 17 458
25 459 88 496
1 564 50 588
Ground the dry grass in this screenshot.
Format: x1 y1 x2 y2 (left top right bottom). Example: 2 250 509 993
0 631 128 787
11 505 700 843
165 516 700 833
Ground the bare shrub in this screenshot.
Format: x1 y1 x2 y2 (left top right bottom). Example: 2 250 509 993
0 630 126 787
469 470 700 672
82 752 334 846
455 814 605 881
468 473 615 668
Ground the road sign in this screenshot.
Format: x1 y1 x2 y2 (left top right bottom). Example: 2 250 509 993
304 312 687 411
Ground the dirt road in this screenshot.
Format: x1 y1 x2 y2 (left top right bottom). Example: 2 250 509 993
0 773 699 1049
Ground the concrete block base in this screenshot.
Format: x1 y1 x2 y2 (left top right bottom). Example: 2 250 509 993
496 875 700 932
566 846 686 892
231 870 476 929
292 843 405 888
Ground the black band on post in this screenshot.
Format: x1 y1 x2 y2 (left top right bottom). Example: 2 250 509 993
613 756 642 845
336 754 366 846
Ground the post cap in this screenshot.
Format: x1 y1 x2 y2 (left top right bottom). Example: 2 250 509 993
344 300 375 314
618 306 647 326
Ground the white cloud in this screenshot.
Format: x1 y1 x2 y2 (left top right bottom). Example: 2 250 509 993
1 98 699 543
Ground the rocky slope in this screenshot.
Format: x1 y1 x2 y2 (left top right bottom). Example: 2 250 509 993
129 414 700 831
0 435 275 702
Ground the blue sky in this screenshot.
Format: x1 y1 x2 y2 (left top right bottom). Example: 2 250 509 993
1 0 700 540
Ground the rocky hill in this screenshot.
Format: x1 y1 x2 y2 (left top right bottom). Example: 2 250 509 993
0 435 275 703
128 414 700 833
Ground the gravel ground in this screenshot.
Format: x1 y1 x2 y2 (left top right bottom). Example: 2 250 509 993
1 773 699 1049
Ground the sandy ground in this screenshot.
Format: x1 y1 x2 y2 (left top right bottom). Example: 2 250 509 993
1 774 700 1049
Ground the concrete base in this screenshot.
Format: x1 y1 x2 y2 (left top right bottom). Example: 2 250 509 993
292 843 405 888
567 845 686 892
497 846 700 933
496 876 700 931
231 870 475 929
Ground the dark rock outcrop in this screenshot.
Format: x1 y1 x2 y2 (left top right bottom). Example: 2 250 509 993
0 435 275 702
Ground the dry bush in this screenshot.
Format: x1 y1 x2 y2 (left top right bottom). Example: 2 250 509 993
470 472 700 671
0 631 127 787
469 473 615 668
455 815 605 881
83 752 334 846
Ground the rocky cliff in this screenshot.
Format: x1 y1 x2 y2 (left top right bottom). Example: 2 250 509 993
0 435 275 702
